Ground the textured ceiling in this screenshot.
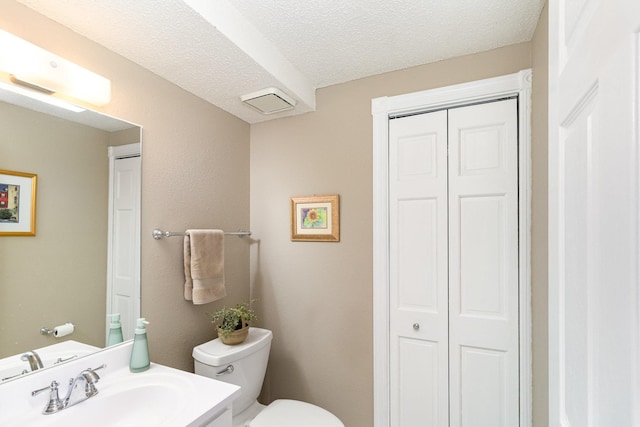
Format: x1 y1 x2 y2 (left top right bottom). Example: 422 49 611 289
15 0 544 124
229 0 543 88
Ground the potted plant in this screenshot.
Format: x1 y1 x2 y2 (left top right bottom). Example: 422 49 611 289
211 301 257 345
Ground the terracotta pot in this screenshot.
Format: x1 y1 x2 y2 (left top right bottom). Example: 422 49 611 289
217 324 249 345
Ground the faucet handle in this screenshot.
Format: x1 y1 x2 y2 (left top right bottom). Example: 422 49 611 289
54 355 78 365
90 363 107 373
32 380 65 414
81 364 106 397
31 382 54 397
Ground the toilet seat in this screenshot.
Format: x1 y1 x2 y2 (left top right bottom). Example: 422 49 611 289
249 399 344 427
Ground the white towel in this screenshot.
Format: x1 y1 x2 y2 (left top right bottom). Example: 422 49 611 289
184 229 226 304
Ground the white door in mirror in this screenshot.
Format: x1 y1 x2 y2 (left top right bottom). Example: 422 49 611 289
107 145 141 343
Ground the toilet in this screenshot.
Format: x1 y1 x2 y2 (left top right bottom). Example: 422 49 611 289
193 327 344 427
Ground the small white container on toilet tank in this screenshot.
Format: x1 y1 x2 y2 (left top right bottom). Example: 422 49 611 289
193 327 344 427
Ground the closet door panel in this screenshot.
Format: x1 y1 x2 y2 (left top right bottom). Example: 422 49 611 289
448 99 519 427
397 198 439 310
389 110 449 427
459 195 507 318
397 338 442 425
459 346 509 427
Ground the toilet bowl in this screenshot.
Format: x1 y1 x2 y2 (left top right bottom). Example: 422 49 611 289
193 327 344 427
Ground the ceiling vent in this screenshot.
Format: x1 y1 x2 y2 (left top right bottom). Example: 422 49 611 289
241 87 296 114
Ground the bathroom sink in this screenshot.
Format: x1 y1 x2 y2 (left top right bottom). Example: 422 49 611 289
0 342 240 427
5 368 193 426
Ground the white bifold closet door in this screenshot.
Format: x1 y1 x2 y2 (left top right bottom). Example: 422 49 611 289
389 98 519 427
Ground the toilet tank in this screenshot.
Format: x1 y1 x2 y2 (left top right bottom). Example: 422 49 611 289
193 327 272 416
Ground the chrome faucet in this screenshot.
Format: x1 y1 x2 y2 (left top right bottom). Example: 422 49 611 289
21 350 43 371
31 364 106 414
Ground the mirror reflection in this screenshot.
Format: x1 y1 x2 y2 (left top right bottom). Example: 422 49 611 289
0 91 141 380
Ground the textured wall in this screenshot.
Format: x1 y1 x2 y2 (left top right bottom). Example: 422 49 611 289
250 42 534 426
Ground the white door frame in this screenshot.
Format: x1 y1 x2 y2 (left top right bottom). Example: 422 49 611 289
372 69 533 427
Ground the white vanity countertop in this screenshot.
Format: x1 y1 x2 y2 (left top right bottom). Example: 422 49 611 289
0 341 240 426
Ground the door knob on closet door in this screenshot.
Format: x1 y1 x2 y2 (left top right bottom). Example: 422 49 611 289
413 323 420 330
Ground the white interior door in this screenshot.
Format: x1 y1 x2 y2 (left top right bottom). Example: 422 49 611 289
549 0 640 425
389 109 449 426
389 99 519 426
107 145 141 343
448 100 519 426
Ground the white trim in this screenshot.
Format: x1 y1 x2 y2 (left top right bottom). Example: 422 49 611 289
108 142 141 159
371 69 533 427
547 2 560 422
634 31 640 427
106 141 142 344
372 96 391 427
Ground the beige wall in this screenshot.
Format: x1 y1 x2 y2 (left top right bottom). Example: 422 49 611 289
250 42 542 426
110 127 142 147
1 1 251 370
531 3 549 426
0 102 110 355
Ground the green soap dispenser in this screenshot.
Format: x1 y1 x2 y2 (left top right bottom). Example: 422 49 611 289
107 313 124 346
129 318 150 373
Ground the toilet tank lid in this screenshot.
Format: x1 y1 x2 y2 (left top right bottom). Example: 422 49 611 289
193 327 272 366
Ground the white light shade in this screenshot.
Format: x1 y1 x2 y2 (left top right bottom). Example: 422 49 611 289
0 80 85 112
0 29 111 106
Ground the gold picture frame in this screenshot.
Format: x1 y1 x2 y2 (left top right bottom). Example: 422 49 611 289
0 169 37 236
290 194 340 242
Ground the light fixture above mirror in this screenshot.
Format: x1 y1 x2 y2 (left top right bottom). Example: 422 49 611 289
0 29 111 108
0 80 84 112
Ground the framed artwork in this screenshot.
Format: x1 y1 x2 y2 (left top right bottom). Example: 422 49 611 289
0 169 37 236
290 194 340 242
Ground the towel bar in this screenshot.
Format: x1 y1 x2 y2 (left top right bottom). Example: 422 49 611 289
152 228 251 240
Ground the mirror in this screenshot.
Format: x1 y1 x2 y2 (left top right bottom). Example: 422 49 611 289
0 89 141 379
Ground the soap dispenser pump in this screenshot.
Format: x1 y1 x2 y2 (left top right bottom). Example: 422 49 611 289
107 313 124 346
129 318 150 373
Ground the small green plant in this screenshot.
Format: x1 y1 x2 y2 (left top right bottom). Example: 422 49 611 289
211 301 257 338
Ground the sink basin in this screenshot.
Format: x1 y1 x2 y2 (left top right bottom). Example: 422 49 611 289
0 342 240 426
61 369 195 426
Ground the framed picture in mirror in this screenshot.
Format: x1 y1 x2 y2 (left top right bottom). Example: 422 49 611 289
0 169 37 236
